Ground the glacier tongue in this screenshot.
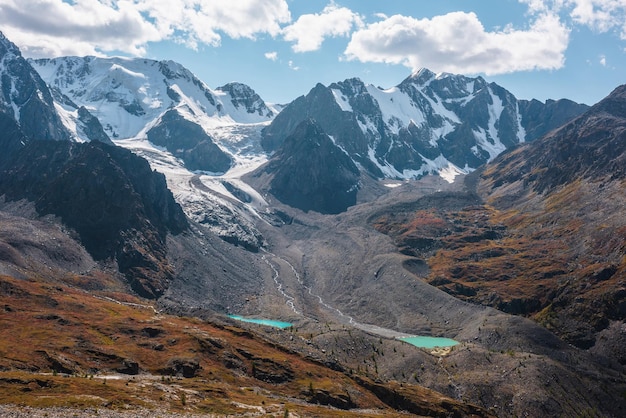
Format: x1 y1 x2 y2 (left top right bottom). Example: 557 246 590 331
116 129 269 251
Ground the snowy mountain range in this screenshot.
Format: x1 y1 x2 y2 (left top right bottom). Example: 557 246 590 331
262 69 588 182
29 53 589 186
30 56 278 169
1 30 588 228
30 56 278 136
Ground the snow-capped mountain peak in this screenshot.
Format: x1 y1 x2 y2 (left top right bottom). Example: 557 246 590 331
30 54 280 248
407 67 435 85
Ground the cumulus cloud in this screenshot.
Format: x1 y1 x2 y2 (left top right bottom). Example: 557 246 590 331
0 0 161 56
568 0 626 35
0 0 291 57
520 0 626 38
344 11 570 75
136 0 291 48
282 3 363 52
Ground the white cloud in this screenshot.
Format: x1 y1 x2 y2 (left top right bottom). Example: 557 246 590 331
288 60 300 71
568 0 626 35
600 54 607 66
0 0 291 57
0 0 161 57
136 0 291 48
520 0 626 38
265 51 278 61
344 12 570 75
282 3 363 52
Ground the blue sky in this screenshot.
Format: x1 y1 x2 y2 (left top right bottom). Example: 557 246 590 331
1 0 624 106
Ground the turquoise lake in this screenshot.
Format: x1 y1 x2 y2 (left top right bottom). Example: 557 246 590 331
228 315 293 329
398 336 459 348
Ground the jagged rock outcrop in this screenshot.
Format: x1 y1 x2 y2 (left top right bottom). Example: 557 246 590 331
518 97 590 141
255 119 360 214
76 105 113 144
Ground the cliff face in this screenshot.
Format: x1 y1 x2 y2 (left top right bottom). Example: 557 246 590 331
0 140 188 298
146 109 232 173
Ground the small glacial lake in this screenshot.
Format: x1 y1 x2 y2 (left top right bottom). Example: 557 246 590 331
228 315 293 329
398 336 459 348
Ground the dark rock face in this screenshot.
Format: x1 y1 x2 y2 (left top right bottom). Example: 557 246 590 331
261 70 588 179
0 31 71 142
161 357 201 378
518 98 590 142
147 109 232 173
305 389 356 410
261 81 379 176
77 106 114 144
0 140 188 298
257 119 360 214
116 359 140 375
251 358 294 383
0 112 28 166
